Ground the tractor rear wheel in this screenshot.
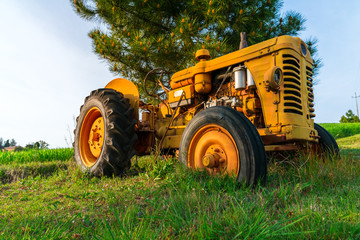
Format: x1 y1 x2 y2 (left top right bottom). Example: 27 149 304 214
74 88 137 176
179 107 267 185
314 123 339 158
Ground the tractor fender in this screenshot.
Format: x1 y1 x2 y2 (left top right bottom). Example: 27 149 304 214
105 78 139 119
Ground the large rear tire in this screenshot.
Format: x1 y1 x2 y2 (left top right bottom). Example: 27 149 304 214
179 107 267 185
74 88 137 176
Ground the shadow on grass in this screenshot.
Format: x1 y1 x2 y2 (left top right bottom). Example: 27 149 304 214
0 161 69 184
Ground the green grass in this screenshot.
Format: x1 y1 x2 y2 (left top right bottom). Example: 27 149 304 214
0 148 73 165
0 130 359 239
320 123 360 139
0 148 359 239
337 134 360 148
337 134 360 159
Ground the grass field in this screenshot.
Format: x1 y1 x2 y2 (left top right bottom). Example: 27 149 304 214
0 148 73 165
319 122 360 139
0 124 359 239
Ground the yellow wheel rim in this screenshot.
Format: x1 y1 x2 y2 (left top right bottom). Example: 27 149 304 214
187 124 239 176
79 107 105 167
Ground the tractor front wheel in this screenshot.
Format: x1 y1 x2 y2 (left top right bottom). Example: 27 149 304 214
74 88 137 176
179 107 267 185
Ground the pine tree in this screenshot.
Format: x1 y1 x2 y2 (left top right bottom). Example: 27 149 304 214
71 0 319 96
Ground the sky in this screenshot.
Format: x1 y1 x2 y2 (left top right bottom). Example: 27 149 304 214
0 0 359 148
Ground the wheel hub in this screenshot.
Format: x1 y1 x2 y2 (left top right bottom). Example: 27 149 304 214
202 153 220 168
188 125 239 176
79 107 105 167
202 146 227 169
89 117 104 158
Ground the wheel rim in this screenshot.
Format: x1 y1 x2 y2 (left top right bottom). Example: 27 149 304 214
79 107 105 167
187 124 239 176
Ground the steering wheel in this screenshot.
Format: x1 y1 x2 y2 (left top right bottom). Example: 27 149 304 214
143 68 170 97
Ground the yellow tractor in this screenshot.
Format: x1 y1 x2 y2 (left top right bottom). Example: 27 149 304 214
74 35 338 185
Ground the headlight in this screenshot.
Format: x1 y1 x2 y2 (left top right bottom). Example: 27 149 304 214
274 68 282 85
301 42 307 56
264 66 283 91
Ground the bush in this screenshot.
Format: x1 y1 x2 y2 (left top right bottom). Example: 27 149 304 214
340 110 360 123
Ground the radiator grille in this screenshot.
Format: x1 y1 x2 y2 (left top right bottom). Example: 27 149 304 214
282 54 303 115
306 65 316 118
